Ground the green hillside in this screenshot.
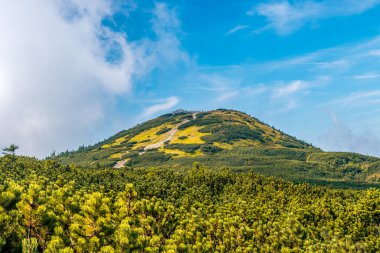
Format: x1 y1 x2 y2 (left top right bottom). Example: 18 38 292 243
58 109 380 188
0 156 380 252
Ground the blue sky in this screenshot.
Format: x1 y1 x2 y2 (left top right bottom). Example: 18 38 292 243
2 0 380 157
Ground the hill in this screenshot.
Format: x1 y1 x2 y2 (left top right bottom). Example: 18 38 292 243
58 109 380 188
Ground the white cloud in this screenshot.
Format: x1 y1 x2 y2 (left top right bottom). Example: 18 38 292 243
273 80 307 97
285 101 299 110
216 91 239 102
142 96 180 117
321 113 380 156
193 74 243 103
132 2 189 76
242 85 268 95
0 0 187 157
353 73 380 79
153 2 181 33
226 25 249 35
253 0 380 35
368 49 380 56
330 90 380 106
0 0 131 157
313 60 350 70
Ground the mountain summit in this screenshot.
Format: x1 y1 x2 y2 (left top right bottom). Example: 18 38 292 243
59 109 380 187
60 109 314 165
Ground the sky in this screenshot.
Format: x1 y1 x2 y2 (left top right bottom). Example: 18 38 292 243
2 0 380 158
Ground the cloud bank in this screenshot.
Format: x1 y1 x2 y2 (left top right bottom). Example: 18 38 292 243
253 0 380 35
0 0 185 157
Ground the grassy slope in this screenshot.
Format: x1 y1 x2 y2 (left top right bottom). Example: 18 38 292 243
57 109 380 188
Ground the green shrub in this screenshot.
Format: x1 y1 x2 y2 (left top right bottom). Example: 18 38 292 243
165 144 201 153
200 125 264 143
178 116 223 130
127 151 171 165
156 127 171 135
200 145 223 154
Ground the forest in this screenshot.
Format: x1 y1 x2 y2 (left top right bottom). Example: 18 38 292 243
0 155 379 252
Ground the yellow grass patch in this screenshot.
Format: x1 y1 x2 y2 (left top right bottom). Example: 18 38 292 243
160 148 189 157
110 153 123 159
193 149 203 156
131 123 174 149
115 137 126 144
101 136 129 149
171 126 209 144
213 142 233 149
160 147 204 158
101 144 111 149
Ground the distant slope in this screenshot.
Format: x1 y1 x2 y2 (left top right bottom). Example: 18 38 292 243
57 109 380 188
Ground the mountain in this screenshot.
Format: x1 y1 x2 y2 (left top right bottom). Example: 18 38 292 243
58 109 380 188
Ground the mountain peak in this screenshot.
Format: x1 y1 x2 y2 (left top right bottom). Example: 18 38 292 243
58 109 315 168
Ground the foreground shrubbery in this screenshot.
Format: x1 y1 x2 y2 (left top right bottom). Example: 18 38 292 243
0 156 380 252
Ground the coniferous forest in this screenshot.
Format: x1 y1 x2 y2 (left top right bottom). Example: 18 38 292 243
1 155 380 252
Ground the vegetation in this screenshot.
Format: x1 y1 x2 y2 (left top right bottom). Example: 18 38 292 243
2 144 19 156
164 144 202 154
126 151 171 166
156 127 171 135
199 124 264 144
1 155 380 252
200 145 223 154
56 110 380 187
177 116 223 130
152 147 380 188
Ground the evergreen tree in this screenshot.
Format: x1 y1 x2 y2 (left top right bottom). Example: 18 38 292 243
2 144 19 156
